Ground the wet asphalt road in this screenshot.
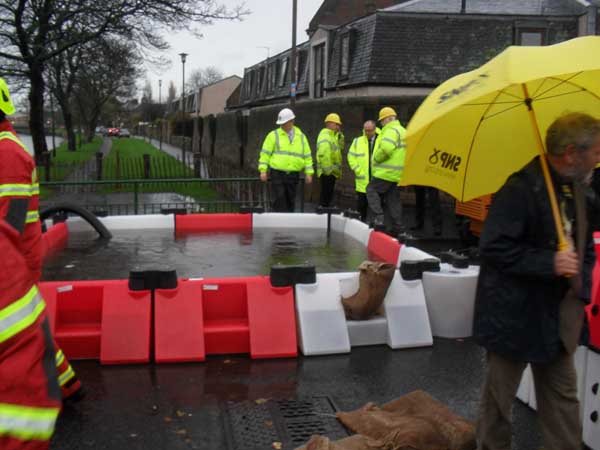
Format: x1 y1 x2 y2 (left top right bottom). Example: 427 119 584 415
50 338 540 450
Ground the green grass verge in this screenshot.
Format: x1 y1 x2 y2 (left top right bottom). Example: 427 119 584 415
101 138 218 201
39 136 102 200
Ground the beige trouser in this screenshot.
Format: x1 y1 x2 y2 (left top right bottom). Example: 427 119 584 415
476 351 582 450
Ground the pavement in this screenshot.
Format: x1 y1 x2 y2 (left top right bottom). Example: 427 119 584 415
50 339 540 450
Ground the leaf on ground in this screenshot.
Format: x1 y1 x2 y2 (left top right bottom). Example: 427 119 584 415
176 429 187 436
176 410 186 417
164 416 172 423
264 420 273 428
255 398 268 405
272 442 283 449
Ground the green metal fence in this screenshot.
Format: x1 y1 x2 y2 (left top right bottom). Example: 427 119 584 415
40 178 307 215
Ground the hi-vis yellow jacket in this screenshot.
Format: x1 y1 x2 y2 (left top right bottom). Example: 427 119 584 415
258 126 314 175
316 128 343 178
347 128 380 193
372 119 406 183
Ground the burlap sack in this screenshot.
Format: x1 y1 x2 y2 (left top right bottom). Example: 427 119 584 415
296 434 369 450
336 391 475 450
342 261 396 320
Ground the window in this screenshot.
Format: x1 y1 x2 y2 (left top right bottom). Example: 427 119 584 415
518 29 545 46
313 44 325 98
279 57 289 87
267 61 277 93
340 33 350 78
257 66 265 95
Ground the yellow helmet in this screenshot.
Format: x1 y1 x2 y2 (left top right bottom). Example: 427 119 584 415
378 107 396 122
0 78 15 116
324 113 342 125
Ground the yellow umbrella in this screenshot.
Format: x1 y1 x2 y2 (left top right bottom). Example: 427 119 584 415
401 35 600 250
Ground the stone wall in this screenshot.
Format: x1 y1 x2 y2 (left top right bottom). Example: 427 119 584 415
203 94 425 207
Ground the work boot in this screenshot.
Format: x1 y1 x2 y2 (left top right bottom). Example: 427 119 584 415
371 215 385 230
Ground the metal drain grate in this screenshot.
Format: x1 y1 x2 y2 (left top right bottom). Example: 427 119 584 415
222 396 349 450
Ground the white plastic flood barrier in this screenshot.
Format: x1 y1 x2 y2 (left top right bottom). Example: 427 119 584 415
399 245 437 262
584 348 600 449
518 346 587 422
295 273 352 356
516 365 533 406
66 214 174 232
343 218 372 247
252 213 327 229
330 214 347 234
295 271 433 355
421 263 479 338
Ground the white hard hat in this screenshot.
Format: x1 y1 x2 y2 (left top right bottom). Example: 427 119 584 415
276 108 296 125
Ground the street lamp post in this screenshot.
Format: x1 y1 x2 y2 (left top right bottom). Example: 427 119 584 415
179 52 188 112
158 79 163 150
290 0 297 107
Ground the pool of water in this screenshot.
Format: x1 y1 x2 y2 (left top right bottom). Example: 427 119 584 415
42 228 368 281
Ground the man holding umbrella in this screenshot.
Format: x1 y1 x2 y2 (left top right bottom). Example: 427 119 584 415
474 112 600 450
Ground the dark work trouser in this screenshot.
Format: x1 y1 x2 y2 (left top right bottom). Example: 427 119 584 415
476 351 581 450
319 175 336 207
366 177 404 235
270 169 299 212
356 192 368 222
414 186 442 230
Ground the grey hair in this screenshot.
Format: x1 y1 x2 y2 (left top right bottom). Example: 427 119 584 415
546 112 600 156
363 120 376 129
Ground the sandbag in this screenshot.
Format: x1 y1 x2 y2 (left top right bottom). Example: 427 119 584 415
336 391 476 450
341 261 395 320
298 434 369 450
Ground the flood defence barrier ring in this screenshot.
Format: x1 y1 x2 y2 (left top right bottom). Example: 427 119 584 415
40 203 112 239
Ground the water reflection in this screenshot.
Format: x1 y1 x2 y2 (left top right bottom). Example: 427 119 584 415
42 228 368 281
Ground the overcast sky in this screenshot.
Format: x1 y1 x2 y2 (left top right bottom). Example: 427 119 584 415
146 0 323 100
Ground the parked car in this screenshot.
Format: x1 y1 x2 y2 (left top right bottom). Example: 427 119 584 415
119 128 131 138
107 127 120 137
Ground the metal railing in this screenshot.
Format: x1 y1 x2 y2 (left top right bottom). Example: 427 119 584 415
40 177 307 215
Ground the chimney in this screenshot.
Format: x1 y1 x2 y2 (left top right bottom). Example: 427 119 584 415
365 0 377 15
461 0 466 13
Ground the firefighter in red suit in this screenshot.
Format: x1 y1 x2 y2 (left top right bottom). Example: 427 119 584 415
0 78 81 401
0 218 61 449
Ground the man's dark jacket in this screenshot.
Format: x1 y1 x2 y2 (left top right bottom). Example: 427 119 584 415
473 157 595 363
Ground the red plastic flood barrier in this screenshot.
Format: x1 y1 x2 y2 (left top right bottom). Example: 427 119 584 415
154 276 297 362
41 222 68 262
587 232 600 348
39 280 151 363
155 280 206 363
246 278 296 359
367 231 401 265
175 213 252 234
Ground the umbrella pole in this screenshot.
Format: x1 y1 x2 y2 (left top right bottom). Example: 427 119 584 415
522 84 569 251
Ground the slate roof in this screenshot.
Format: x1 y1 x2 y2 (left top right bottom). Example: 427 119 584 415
234 0 592 106
384 0 589 16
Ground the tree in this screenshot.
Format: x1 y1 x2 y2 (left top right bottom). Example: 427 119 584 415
0 0 248 158
47 46 83 151
74 38 141 143
167 80 177 107
188 66 224 90
141 79 153 104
